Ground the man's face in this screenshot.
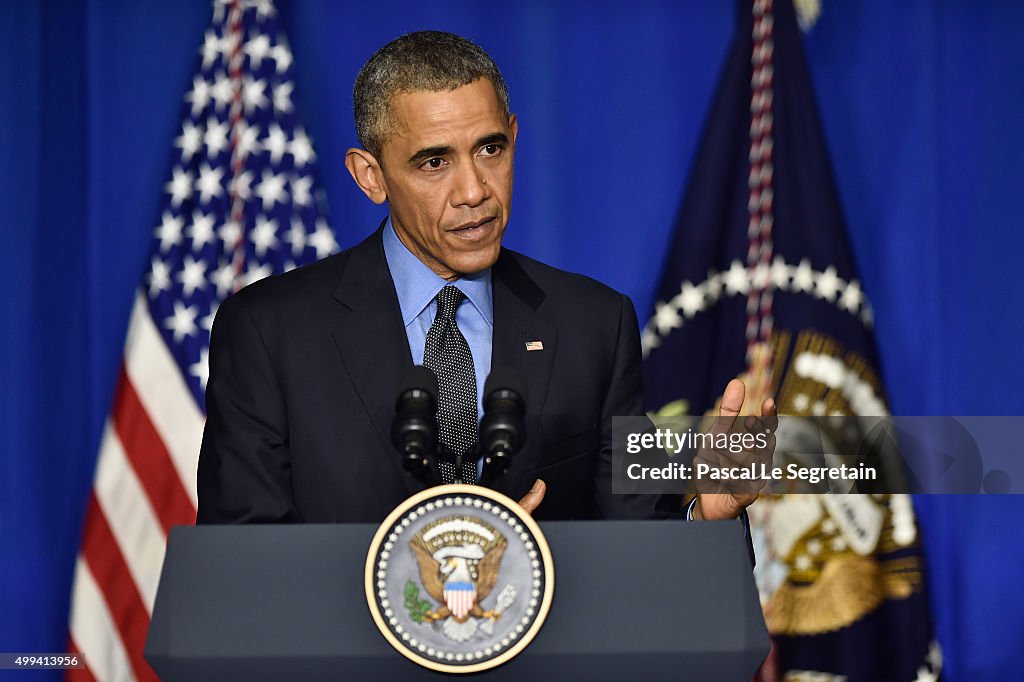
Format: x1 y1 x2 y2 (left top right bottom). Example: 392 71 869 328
375 78 518 281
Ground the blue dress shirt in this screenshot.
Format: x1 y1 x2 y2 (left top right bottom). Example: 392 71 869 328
382 216 493 419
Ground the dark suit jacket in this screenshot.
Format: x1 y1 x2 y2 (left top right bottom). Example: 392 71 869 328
197 227 679 524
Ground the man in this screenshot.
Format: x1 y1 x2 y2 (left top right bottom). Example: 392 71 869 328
197 31 773 524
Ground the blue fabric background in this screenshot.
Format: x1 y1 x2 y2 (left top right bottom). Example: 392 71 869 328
1 1 1021 680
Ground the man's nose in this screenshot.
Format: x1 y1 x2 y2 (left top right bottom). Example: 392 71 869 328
450 159 489 207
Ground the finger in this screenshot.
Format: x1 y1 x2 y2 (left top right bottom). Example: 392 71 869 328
518 479 546 515
761 397 778 432
713 379 746 433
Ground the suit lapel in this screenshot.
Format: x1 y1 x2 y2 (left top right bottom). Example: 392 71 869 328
330 226 420 495
489 251 557 498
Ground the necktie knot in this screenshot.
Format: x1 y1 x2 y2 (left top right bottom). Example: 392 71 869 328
435 285 466 321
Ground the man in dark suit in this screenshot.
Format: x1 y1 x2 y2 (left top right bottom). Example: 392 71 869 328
197 31 773 525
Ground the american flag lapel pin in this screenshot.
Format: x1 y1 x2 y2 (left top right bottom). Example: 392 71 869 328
525 340 544 352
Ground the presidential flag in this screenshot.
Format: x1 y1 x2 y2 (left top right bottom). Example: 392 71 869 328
66 1 335 679
642 1 940 680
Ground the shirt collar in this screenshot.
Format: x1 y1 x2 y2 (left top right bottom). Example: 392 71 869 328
382 216 493 328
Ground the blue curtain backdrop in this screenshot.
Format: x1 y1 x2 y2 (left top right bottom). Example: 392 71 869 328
1 1 1021 680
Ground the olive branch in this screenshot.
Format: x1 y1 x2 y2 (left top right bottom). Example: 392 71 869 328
404 580 433 624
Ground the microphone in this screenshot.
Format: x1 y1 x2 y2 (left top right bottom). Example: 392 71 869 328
479 366 526 484
391 365 440 484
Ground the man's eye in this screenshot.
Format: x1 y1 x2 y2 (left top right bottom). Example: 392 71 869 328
481 144 501 156
422 158 445 170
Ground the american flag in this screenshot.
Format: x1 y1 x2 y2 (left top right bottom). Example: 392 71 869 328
66 1 335 679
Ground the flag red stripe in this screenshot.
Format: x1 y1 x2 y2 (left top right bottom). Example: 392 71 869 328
65 637 97 682
80 495 159 682
111 366 197 531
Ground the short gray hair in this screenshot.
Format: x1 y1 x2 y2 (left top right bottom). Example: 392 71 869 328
353 31 510 160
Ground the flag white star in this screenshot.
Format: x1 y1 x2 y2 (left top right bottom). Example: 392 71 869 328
308 219 338 258
273 81 294 114
678 282 705 318
705 271 723 302
723 260 750 295
201 303 219 333
218 220 242 250
244 34 271 69
791 259 815 293
290 174 313 206
154 211 184 251
250 216 279 256
286 217 307 256
196 163 225 204
210 71 234 111
165 301 199 343
205 117 230 157
290 127 315 166
751 262 771 289
185 76 212 117
254 168 289 211
177 255 208 296
230 169 254 201
927 641 942 673
242 76 269 113
233 119 262 159
252 0 276 18
814 266 842 302
641 328 660 353
270 43 292 73
839 279 862 312
200 29 224 70
211 0 228 23
164 168 193 208
654 301 682 334
175 120 203 162
770 256 791 288
242 262 273 287
212 259 236 297
263 123 288 164
190 347 210 391
148 257 172 297
187 209 216 250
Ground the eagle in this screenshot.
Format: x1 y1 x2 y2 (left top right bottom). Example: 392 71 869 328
410 534 507 630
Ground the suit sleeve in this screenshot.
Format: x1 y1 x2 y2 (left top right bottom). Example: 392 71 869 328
196 294 299 523
594 295 684 520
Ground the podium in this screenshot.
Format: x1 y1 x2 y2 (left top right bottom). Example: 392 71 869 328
145 521 768 681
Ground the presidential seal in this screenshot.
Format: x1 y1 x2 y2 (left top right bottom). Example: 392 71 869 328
365 484 554 673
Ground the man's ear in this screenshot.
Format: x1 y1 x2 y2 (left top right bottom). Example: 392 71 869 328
344 148 388 205
509 113 518 146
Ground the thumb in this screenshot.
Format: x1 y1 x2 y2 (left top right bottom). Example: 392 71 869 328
714 379 747 432
518 479 546 515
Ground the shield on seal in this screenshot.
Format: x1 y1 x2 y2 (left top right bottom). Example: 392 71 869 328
443 581 477 620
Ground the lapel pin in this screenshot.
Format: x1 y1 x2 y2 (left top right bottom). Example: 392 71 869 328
525 340 544 352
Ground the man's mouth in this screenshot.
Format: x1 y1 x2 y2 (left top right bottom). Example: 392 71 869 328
449 217 496 239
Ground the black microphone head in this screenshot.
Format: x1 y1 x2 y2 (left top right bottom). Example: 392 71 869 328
397 364 439 403
483 366 526 406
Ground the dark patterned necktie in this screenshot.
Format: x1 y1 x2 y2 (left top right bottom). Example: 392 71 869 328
423 285 478 484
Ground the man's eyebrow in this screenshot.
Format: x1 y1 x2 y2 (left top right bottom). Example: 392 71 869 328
475 132 509 148
407 145 453 166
